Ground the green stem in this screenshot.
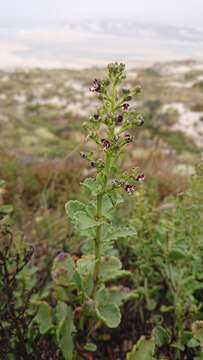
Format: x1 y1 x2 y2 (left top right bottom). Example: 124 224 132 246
92 153 111 296
92 79 117 297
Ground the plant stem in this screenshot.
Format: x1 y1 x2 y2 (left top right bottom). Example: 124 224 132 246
92 79 117 297
92 153 112 296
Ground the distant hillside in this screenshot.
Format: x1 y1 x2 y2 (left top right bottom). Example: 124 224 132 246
0 19 203 68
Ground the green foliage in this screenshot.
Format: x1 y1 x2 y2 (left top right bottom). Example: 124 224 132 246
123 163 203 359
43 63 145 358
126 336 156 360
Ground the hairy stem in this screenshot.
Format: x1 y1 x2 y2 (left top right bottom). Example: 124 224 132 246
92 80 117 297
92 153 112 296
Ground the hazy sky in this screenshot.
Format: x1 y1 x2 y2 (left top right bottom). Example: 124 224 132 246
0 0 203 30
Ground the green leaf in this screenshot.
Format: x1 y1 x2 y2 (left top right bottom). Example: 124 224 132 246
101 225 136 242
168 249 186 261
52 253 75 285
76 255 95 275
153 325 171 347
82 178 97 194
96 302 121 328
57 306 75 360
95 285 109 304
34 301 53 334
99 256 131 281
0 205 13 215
108 286 139 307
65 200 86 220
127 336 156 360
84 343 97 352
102 194 114 219
76 211 101 230
82 271 94 296
55 301 69 323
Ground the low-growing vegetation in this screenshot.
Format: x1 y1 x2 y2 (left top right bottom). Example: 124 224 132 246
0 63 203 359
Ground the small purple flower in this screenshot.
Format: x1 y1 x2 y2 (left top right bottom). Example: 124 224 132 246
116 115 123 124
123 103 130 111
93 114 99 120
136 173 145 182
89 79 101 93
101 138 110 150
124 133 133 143
125 184 137 193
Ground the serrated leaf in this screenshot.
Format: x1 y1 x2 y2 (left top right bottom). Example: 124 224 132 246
101 225 136 242
108 286 138 306
76 211 102 230
34 301 53 334
65 200 86 220
96 302 121 328
127 336 155 360
82 178 97 193
76 255 95 275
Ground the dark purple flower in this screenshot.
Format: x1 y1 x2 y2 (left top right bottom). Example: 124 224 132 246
124 133 133 143
116 115 123 124
136 173 145 182
89 79 101 93
93 114 99 120
123 103 130 111
101 138 110 150
125 184 137 193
